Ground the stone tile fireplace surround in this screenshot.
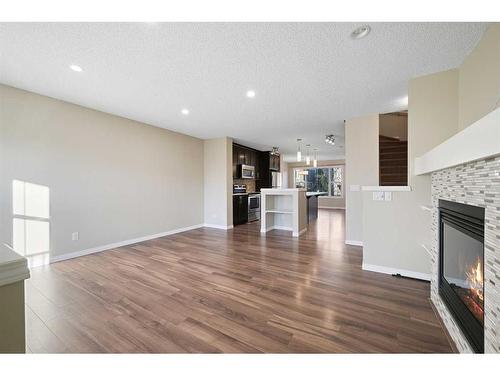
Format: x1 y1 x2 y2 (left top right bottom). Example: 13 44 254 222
431 155 500 353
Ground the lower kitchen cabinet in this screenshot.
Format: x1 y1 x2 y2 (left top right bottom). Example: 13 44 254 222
233 195 248 225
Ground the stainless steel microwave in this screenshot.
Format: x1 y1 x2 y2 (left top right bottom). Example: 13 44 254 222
238 164 255 179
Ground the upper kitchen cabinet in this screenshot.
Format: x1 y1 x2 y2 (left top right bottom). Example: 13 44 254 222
260 152 280 172
270 154 280 171
233 143 260 179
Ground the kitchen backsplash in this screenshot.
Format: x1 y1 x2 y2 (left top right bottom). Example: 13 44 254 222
233 179 256 193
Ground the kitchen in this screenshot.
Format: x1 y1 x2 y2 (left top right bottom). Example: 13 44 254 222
232 143 327 233
232 143 282 226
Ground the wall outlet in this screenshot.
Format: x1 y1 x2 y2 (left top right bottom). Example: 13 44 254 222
72 232 79 241
384 192 392 201
373 192 385 201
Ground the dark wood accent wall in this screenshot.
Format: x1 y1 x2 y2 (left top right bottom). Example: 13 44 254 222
379 135 408 186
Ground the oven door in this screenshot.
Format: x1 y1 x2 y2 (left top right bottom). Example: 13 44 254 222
248 194 261 221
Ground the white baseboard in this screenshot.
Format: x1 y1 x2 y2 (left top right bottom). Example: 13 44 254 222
203 224 234 230
318 206 345 210
362 263 431 281
50 224 204 263
345 240 363 247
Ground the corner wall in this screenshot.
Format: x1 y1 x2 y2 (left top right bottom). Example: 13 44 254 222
345 114 379 245
203 137 233 228
458 24 500 131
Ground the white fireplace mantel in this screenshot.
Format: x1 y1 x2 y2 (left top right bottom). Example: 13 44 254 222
415 107 500 175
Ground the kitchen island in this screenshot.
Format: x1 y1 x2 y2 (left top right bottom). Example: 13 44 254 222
260 188 307 237
0 245 30 353
306 191 328 222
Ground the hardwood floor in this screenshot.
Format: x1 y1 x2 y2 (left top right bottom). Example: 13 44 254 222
25 209 453 353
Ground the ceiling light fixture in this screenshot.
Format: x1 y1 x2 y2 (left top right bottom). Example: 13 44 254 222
325 135 335 145
313 148 318 168
69 64 83 72
181 108 189 115
350 25 371 40
306 144 311 166
271 147 280 156
296 139 302 162
246 90 256 98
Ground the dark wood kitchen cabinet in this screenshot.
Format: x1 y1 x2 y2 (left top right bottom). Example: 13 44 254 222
270 154 280 171
256 151 280 190
233 194 248 225
232 143 260 179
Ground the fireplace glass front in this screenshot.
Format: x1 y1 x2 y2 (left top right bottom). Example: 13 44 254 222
439 199 484 353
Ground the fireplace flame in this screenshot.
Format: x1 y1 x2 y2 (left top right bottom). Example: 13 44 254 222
465 257 483 303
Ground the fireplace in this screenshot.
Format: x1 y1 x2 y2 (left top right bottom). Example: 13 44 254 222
439 199 485 353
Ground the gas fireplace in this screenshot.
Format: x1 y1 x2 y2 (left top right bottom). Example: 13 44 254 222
439 200 485 353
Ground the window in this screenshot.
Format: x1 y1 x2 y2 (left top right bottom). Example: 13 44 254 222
12 180 50 265
293 166 343 197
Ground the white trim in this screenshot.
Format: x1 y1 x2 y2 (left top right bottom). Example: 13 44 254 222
318 206 345 210
415 107 500 175
50 224 204 263
362 263 431 281
203 224 234 230
361 186 411 192
345 240 363 247
421 243 432 256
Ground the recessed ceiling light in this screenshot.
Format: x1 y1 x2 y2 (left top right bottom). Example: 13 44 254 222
181 108 189 115
69 64 83 72
351 25 371 40
246 90 256 98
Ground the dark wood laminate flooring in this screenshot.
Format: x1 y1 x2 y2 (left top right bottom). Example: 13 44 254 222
25 209 453 353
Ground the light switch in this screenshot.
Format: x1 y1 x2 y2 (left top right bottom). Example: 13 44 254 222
384 192 392 201
373 192 385 201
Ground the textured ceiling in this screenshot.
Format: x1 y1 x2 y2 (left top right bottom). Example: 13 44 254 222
0 23 487 161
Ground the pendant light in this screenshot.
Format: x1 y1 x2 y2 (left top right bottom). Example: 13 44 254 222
313 148 318 168
296 139 302 162
306 144 311 165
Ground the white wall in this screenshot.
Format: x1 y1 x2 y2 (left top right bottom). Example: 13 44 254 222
203 137 233 228
345 115 379 244
379 113 408 141
0 84 204 260
458 24 500 131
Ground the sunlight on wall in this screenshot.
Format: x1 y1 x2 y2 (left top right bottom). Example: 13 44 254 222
12 180 50 266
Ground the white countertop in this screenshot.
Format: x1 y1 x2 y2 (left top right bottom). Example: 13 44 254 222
306 191 328 197
415 107 500 175
260 188 306 192
0 245 30 287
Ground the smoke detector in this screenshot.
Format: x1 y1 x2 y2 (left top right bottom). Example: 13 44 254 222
351 25 371 40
